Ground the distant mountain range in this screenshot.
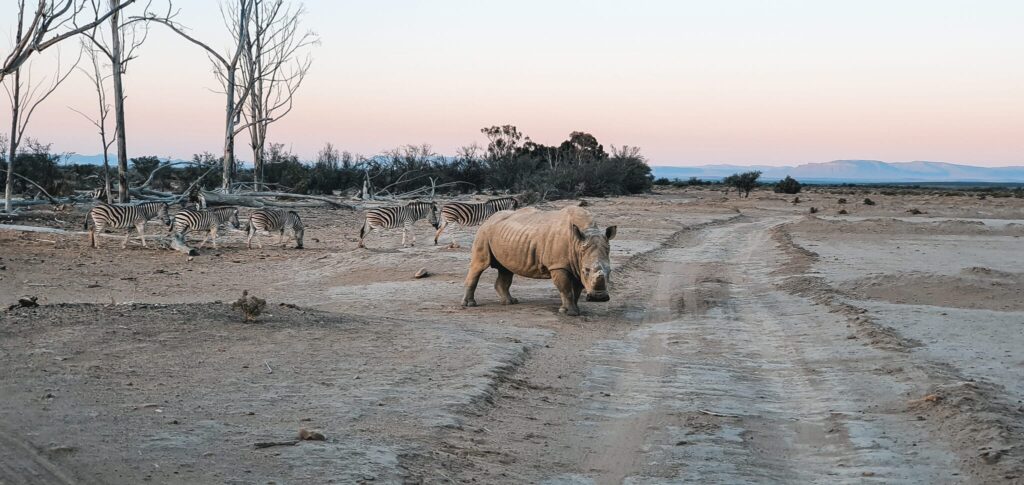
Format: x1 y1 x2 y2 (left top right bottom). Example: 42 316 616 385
64 154 236 166
63 154 1024 183
651 160 1024 183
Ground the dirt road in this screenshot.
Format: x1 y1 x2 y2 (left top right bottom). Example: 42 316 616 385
413 214 990 483
2 190 1022 483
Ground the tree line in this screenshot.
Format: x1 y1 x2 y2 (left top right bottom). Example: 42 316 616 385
0 125 654 201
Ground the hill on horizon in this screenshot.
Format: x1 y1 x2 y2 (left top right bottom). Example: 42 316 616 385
652 160 1024 183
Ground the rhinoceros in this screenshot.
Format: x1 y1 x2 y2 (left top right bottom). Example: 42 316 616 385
461 206 617 316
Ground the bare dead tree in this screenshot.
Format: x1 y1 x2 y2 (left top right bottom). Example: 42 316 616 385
240 0 317 189
76 0 158 202
142 0 256 193
1 0 136 83
68 39 114 202
3 43 82 212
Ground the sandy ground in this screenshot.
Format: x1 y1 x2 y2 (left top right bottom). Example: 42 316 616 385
1 187 1023 483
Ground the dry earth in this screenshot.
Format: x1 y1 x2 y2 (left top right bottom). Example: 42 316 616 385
1 187 1023 484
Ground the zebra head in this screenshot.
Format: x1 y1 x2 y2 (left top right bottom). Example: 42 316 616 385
158 203 171 226
289 211 304 249
228 208 240 229
428 202 440 229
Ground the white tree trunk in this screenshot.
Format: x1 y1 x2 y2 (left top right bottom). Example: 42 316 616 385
4 68 19 213
110 0 130 203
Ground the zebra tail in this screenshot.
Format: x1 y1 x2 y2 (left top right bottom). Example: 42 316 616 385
83 212 91 231
359 219 367 239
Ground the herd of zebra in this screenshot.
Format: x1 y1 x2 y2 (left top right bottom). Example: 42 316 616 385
83 196 520 251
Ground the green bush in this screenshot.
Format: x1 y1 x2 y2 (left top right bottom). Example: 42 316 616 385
725 171 761 197
774 175 802 194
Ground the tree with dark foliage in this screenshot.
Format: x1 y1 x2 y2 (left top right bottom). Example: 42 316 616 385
726 171 761 198
774 175 802 194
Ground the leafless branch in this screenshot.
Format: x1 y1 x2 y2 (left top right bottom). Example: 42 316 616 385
1 0 137 82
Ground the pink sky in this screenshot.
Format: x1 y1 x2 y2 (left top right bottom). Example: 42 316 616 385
3 0 1023 166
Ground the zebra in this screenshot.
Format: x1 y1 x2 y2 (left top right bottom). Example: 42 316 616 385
433 197 519 247
84 201 171 249
358 201 439 248
169 206 240 249
246 208 305 249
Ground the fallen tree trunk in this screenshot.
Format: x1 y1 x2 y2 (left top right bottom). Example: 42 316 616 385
233 191 355 209
0 224 82 235
200 191 356 209
0 223 196 255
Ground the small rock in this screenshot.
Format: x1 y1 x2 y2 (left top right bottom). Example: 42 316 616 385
298 428 325 441
414 268 430 279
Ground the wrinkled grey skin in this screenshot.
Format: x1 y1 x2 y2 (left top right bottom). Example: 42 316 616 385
461 206 617 316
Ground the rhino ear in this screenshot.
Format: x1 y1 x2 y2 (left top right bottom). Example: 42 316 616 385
571 224 586 242
605 226 617 240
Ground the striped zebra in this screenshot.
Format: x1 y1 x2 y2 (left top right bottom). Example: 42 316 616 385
433 197 519 247
246 208 305 249
84 201 171 249
358 201 439 248
169 206 240 249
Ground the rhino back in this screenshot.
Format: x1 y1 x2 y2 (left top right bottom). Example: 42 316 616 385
477 207 595 279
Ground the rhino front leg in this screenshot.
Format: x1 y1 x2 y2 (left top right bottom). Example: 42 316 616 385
552 270 580 316
571 280 584 306
494 267 518 305
462 255 489 308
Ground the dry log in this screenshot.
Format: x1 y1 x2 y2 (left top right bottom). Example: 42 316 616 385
0 224 82 235
200 191 355 209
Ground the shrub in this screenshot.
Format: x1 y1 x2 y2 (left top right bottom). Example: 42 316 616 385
725 171 761 198
653 177 671 185
838 209 849 214
863 198 876 205
774 175 802 194
837 198 847 204
809 207 818 214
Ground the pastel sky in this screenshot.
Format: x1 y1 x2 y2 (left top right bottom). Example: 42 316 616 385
3 0 1023 166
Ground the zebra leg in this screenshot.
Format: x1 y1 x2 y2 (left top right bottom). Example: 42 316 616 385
358 220 369 248
89 221 99 248
246 225 258 249
433 220 447 245
279 230 288 248
494 267 518 305
122 227 133 249
197 230 210 249
138 223 148 247
401 224 409 247
210 226 219 249
449 224 463 249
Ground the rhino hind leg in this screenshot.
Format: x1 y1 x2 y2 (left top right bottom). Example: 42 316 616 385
494 267 518 305
552 270 581 316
